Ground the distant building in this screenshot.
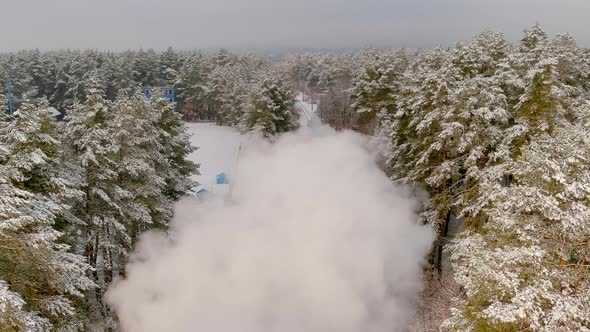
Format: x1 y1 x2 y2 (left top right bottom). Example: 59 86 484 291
191 172 231 200
194 185 209 198
143 86 176 104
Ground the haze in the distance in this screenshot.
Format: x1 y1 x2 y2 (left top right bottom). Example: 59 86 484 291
0 0 588 51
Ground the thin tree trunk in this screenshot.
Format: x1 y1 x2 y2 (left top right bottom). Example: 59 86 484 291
437 210 452 280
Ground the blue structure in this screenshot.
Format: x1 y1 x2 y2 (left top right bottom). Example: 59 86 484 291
7 80 13 119
195 187 209 198
216 172 229 185
144 86 176 104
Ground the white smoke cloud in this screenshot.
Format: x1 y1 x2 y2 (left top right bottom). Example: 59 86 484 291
106 128 434 332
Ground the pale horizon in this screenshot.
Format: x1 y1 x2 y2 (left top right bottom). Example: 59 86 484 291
0 0 588 52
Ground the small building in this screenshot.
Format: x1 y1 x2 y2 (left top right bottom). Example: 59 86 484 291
143 86 176 104
190 172 231 200
193 185 209 198
216 172 229 185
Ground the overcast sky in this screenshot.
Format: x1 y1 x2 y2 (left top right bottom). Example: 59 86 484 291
0 0 588 51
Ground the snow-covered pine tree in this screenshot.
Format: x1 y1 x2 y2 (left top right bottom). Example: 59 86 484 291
368 34 514 295
448 31 515 229
159 47 181 85
0 100 94 331
0 279 50 331
283 53 314 93
209 64 251 126
101 52 135 101
175 53 212 116
132 49 161 87
243 76 298 137
445 26 590 332
151 95 199 202
111 91 168 244
48 51 99 112
63 75 124 329
301 53 356 130
395 48 467 275
447 119 590 332
351 49 408 134
0 141 52 332
214 49 234 67
0 52 37 109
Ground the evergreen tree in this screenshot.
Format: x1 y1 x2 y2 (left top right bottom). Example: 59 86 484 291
0 279 49 331
64 77 123 329
244 77 298 137
445 27 590 332
159 47 181 85
132 49 161 87
151 95 199 202
175 53 212 115
111 91 168 245
0 101 94 331
209 64 250 126
447 121 590 331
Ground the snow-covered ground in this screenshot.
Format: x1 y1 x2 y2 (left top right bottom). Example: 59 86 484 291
187 123 242 187
186 92 325 192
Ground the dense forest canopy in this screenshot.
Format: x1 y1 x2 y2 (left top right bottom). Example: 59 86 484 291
1 25 590 331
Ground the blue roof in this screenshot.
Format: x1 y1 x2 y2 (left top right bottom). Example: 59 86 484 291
143 86 176 102
195 187 208 198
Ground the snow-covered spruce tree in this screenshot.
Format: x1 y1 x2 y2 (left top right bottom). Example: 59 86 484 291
64 79 197 329
243 76 299 137
151 95 198 202
0 100 94 331
64 76 124 329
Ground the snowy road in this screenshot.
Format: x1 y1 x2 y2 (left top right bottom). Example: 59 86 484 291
295 93 314 123
295 92 329 131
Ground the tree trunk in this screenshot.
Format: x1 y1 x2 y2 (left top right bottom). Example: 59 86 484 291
437 210 452 280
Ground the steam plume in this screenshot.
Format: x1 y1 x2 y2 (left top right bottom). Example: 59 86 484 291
106 128 433 332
